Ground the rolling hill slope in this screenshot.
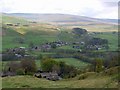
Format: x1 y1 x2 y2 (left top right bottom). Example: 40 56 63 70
6 13 118 32
1 14 61 50
7 13 117 24
1 13 118 51
1 14 29 25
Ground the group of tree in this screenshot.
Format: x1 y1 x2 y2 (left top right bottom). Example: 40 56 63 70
4 58 37 75
93 58 104 73
87 37 108 45
104 53 119 68
41 57 78 78
72 28 87 35
88 53 119 73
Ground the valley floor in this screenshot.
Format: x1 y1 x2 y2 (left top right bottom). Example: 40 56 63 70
2 74 118 88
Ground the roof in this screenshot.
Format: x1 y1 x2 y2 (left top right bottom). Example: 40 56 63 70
40 73 50 77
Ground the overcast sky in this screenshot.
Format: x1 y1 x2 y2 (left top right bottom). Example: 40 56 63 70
0 0 119 19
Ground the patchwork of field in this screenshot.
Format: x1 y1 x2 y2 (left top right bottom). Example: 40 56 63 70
2 26 118 52
1 13 119 89
1 14 118 52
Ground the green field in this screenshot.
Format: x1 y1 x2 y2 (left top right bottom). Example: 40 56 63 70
2 28 58 50
27 58 89 69
54 58 89 69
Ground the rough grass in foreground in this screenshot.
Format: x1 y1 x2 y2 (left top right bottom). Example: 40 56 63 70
2 74 118 88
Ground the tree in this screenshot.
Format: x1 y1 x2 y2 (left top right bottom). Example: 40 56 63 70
41 57 59 72
5 61 21 72
41 58 78 78
4 61 25 75
59 61 77 78
109 55 119 68
20 59 37 74
72 28 87 35
95 58 104 73
52 64 60 74
88 38 108 45
37 54 43 60
59 61 66 74
51 43 57 49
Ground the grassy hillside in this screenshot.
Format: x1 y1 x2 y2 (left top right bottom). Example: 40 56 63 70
1 14 118 52
2 72 118 88
2 27 27 50
8 13 117 24
2 28 59 50
1 14 61 51
2 27 118 51
1 14 29 24
7 13 118 32
64 23 117 32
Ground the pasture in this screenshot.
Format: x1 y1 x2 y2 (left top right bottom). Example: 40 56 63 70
54 58 89 69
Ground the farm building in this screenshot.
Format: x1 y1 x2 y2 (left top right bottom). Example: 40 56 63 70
34 72 62 81
0 71 16 77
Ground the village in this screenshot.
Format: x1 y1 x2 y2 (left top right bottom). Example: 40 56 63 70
1 23 110 82
1 36 109 81
2 37 108 59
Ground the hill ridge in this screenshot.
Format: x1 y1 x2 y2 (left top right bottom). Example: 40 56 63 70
5 13 117 24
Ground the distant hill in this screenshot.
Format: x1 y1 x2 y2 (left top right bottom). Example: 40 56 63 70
6 13 117 24
1 13 118 52
1 13 29 24
1 13 118 34
1 14 61 50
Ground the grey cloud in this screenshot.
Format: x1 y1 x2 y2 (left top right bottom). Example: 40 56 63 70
104 2 118 7
99 0 119 2
99 0 119 7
